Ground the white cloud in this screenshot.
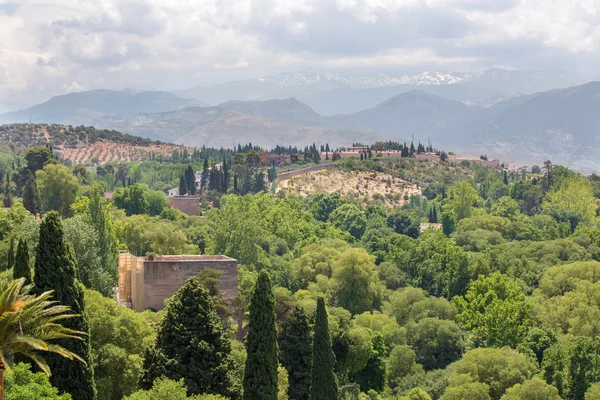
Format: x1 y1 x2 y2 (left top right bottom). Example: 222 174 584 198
0 0 598 103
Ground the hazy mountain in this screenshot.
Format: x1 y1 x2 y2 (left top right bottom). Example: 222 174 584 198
94 106 386 148
336 91 474 143
0 100 30 114
176 69 590 115
0 90 208 125
457 81 600 170
216 98 321 124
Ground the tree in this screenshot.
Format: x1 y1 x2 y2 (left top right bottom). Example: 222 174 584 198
279 307 311 400
331 248 383 315
22 174 41 216
386 211 421 238
125 378 225 400
0 278 88 400
178 175 187 196
407 318 465 370
7 237 14 272
85 289 157 400
328 203 367 240
448 348 536 400
542 336 600 400
500 379 561 400
112 184 150 216
33 212 96 400
36 164 79 217
445 181 479 221
25 147 55 173
5 363 71 400
542 175 598 227
454 273 532 348
244 271 278 400
86 189 118 296
185 165 196 195
351 332 386 393
140 277 240 399
12 239 31 285
387 345 423 389
310 297 338 400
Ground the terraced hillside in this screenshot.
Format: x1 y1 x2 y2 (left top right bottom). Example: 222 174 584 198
0 123 184 164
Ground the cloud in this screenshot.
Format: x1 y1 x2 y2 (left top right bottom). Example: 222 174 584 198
0 0 598 103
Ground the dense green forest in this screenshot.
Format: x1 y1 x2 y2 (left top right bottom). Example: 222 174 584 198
1 141 600 400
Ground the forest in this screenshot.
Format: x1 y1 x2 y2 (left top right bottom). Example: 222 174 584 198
0 141 599 400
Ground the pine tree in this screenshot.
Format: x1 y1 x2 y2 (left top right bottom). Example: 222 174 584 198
179 174 187 195
13 238 31 285
310 297 338 400
7 237 15 272
244 271 278 400
33 212 97 400
279 306 312 400
140 277 241 399
22 173 41 215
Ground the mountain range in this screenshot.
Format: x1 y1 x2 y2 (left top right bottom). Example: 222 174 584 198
0 69 599 170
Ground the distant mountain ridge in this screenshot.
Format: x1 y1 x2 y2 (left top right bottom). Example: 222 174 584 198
0 90 208 125
176 68 589 115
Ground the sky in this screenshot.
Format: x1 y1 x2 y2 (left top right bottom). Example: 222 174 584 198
0 0 599 104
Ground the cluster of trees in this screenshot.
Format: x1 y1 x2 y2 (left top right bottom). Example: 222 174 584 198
2 140 600 399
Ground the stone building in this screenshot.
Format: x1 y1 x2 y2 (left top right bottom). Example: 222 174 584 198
118 252 238 312
168 195 200 216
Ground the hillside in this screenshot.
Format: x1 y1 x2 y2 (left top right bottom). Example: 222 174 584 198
458 81 600 170
278 168 421 208
95 106 387 148
338 91 474 142
0 90 207 125
0 124 182 164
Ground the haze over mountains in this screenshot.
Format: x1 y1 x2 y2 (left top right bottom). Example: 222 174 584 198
0 68 599 170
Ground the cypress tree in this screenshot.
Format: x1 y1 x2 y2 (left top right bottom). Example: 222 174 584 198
23 174 41 215
179 174 187 195
243 271 278 400
33 212 96 399
7 236 14 271
185 165 197 195
432 204 438 223
279 306 312 400
140 277 241 398
310 297 338 400
13 238 31 285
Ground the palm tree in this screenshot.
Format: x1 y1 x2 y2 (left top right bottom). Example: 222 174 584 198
0 278 87 400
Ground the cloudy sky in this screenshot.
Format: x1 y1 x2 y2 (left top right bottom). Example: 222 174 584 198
1 0 599 104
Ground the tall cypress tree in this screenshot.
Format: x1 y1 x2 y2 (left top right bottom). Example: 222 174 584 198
33 212 96 399
279 306 312 400
7 237 14 271
243 271 278 400
179 174 187 195
23 173 41 215
185 165 197 195
13 238 31 285
310 297 338 400
140 277 241 399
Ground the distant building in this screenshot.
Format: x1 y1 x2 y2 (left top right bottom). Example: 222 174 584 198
260 152 294 167
118 252 238 312
169 195 200 216
168 188 179 197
